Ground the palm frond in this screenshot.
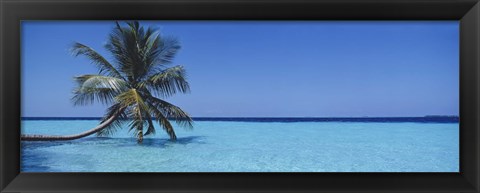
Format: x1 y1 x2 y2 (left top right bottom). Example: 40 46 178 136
105 21 181 82
72 87 117 106
115 89 147 109
146 101 177 140
144 112 156 136
72 75 128 106
127 117 145 142
144 65 190 98
116 89 151 141
147 95 193 129
70 43 124 79
105 23 142 81
149 36 181 67
96 103 128 137
68 21 192 143
75 75 128 91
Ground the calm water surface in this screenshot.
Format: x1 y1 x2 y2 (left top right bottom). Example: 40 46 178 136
21 118 459 172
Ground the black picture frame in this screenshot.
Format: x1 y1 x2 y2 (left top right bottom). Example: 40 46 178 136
1 0 479 192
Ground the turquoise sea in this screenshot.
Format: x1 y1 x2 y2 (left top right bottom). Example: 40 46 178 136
21 118 459 172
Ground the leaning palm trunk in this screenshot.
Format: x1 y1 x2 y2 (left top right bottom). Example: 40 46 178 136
21 110 122 141
22 21 193 143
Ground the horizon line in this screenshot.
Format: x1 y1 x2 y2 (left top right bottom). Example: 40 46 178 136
21 115 460 118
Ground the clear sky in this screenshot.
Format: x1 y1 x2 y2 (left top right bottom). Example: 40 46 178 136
21 21 459 117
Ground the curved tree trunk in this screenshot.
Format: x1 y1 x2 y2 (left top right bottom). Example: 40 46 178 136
21 111 122 141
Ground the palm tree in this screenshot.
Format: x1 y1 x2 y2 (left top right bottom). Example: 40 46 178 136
21 21 193 143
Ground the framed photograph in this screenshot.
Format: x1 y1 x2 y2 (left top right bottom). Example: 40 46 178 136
1 0 479 192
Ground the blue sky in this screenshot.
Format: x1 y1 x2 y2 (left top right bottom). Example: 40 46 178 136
21 21 459 117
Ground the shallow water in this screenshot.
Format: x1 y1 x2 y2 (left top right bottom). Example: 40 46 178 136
21 119 459 172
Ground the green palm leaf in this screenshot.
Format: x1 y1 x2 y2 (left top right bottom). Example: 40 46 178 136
144 65 190 98
70 21 192 143
96 103 128 137
71 43 124 79
72 75 127 106
146 101 177 140
151 36 181 66
146 95 193 129
144 113 156 136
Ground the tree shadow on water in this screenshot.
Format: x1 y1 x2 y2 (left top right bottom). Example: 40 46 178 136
138 136 207 148
79 136 208 148
20 136 207 171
